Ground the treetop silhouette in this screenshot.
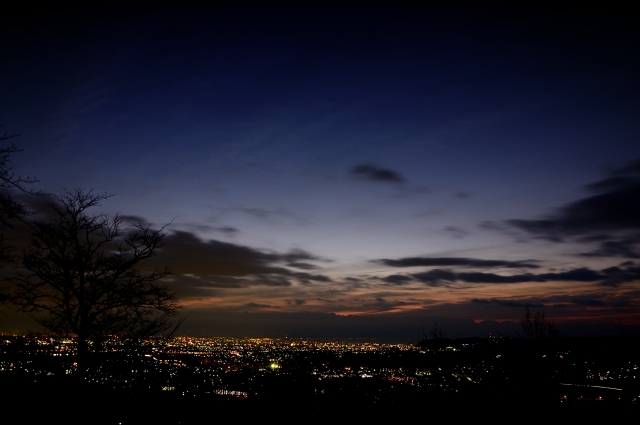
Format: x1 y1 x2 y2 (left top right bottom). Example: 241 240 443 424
520 306 559 340
10 189 181 357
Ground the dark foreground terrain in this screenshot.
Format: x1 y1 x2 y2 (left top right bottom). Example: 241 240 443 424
2 335 638 423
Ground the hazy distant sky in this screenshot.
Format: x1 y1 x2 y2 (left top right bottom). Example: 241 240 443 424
2 2 639 340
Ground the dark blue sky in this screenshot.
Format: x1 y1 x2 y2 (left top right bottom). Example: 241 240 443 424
2 2 639 340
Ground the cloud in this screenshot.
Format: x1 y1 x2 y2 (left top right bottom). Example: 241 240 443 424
410 269 458 286
471 293 623 309
349 164 405 184
155 231 328 277
374 256 539 269
143 231 335 297
506 159 640 257
242 303 274 309
208 225 240 235
471 298 544 308
538 268 603 282
144 231 342 298
561 296 607 307
286 262 318 270
599 265 640 287
156 230 288 276
278 248 326 269
380 264 640 287
120 215 148 223
183 224 240 236
580 234 640 259
444 226 471 239
168 274 293 298
235 275 292 287
289 272 333 284
381 274 414 285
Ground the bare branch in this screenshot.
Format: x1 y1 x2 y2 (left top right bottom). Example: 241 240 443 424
0 126 42 270
520 306 559 339
8 188 181 356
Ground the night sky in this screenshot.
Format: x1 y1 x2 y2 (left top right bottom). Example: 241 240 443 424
2 2 639 341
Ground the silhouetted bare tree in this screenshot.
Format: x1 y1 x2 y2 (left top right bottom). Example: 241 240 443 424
520 306 559 339
430 322 446 340
0 127 39 264
417 322 448 350
0 127 40 307
10 189 180 359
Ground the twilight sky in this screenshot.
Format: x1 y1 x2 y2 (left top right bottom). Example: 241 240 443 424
2 2 639 341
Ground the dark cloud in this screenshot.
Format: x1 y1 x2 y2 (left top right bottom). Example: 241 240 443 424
226 273 304 287
208 274 292 288
455 192 472 199
471 298 545 308
119 215 147 223
381 264 640 287
538 268 603 282
341 276 368 288
598 265 640 287
411 269 458 286
470 298 491 304
374 256 539 269
242 275 292 287
471 293 619 309
153 231 347 297
290 272 332 284
168 274 293 298
562 296 607 307
381 274 414 285
278 248 325 269
200 277 246 289
185 224 240 235
580 234 640 259
143 231 335 295
161 275 233 298
444 226 471 239
286 262 318 270
243 303 272 308
366 297 408 313
454 271 538 284
156 231 328 278
349 164 405 184
212 226 240 235
506 159 640 257
156 231 288 276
